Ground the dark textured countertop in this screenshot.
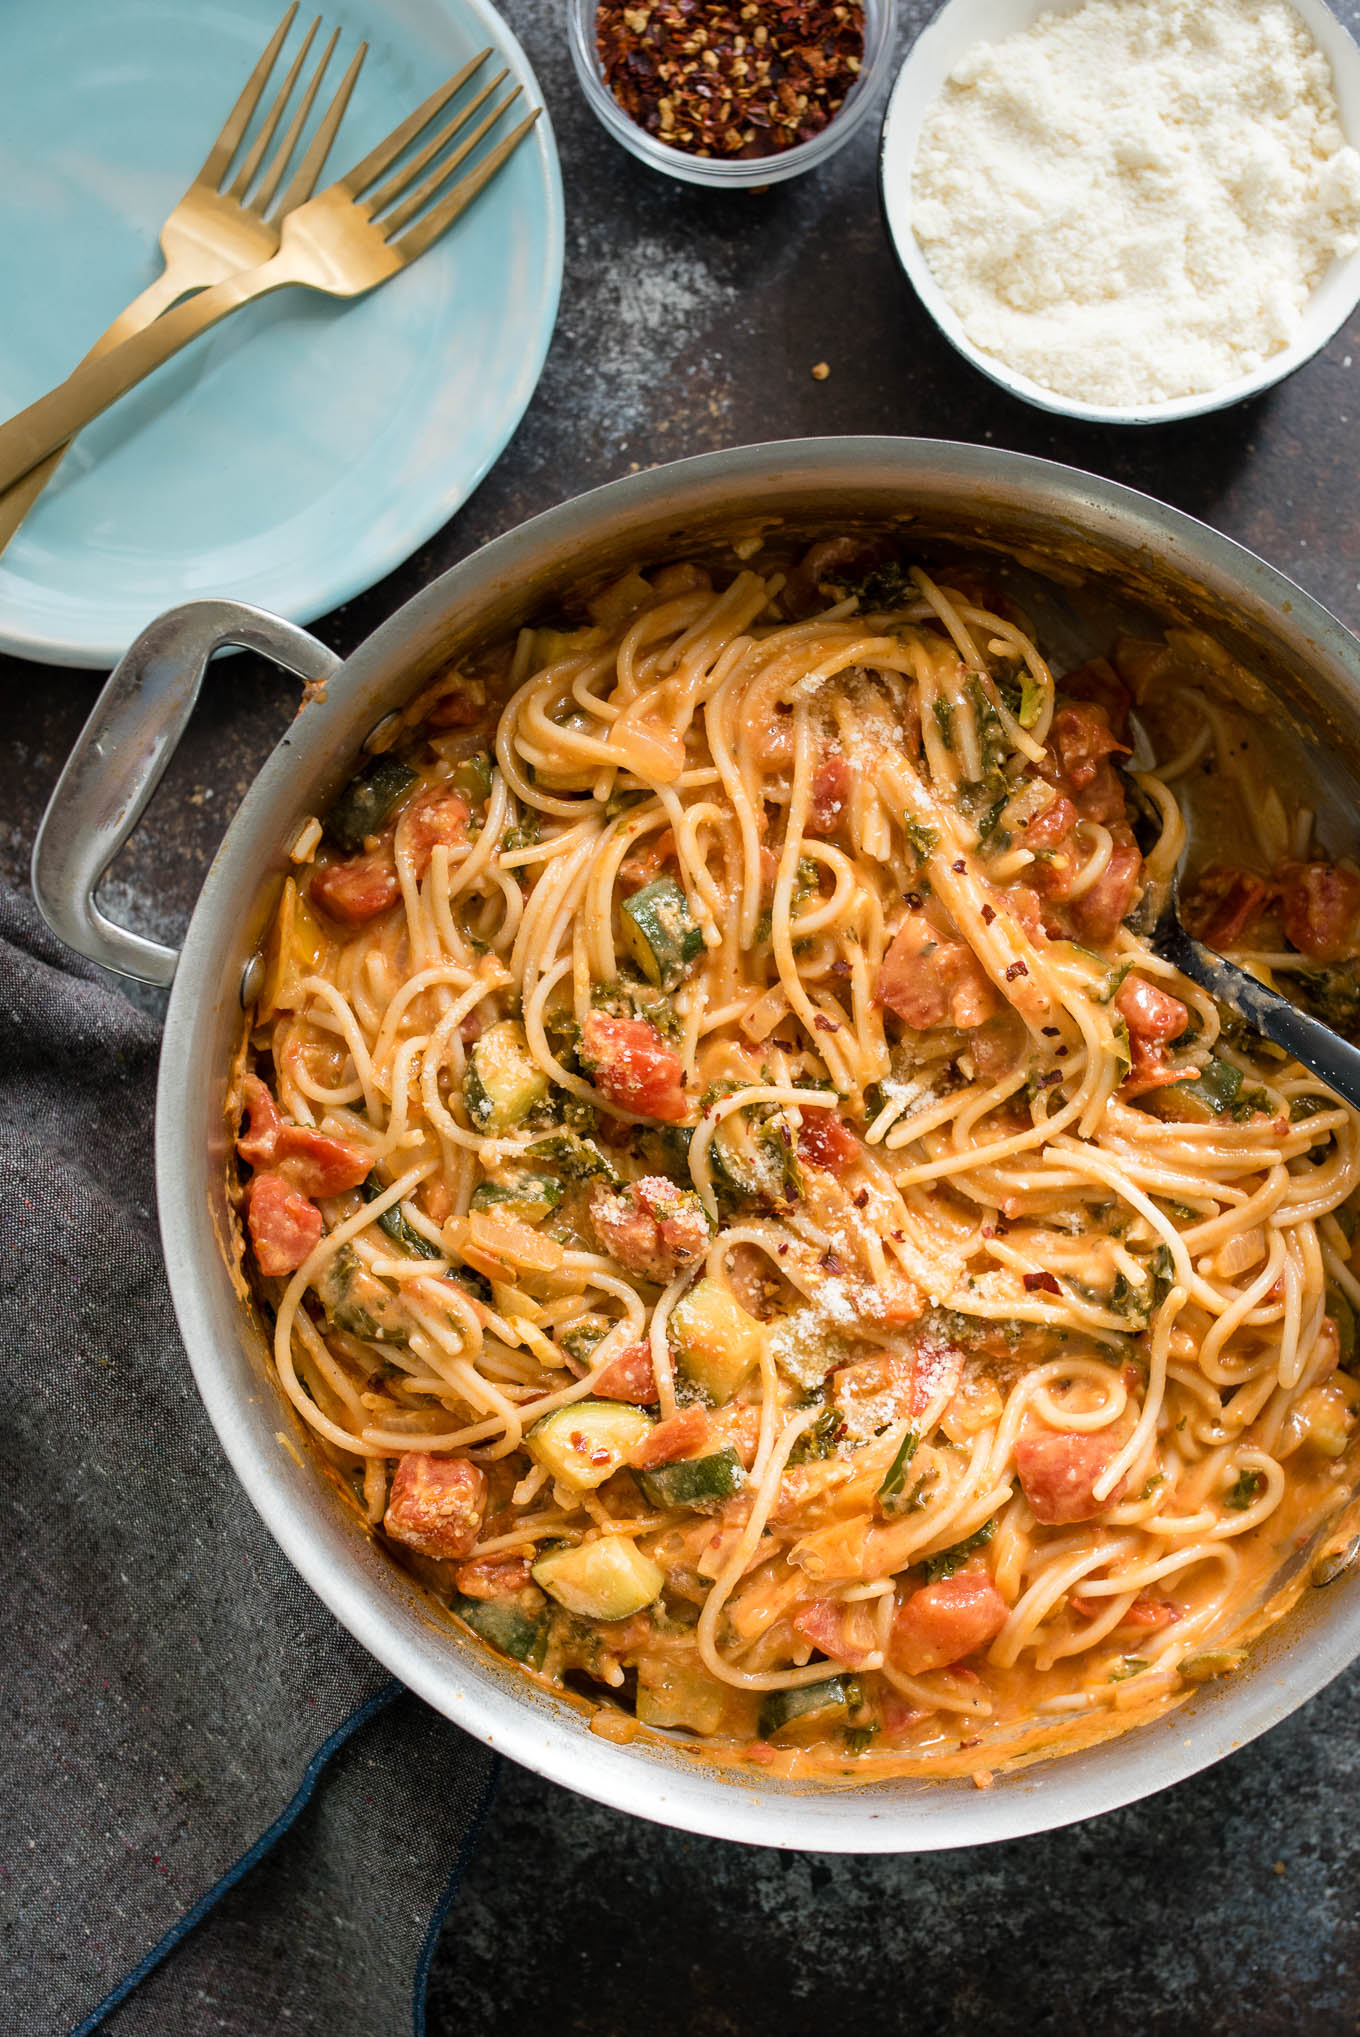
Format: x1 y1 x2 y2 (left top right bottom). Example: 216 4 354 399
5 1 1360 2028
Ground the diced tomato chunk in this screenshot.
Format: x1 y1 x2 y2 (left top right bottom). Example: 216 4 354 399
1015 1427 1127 1524
1059 658 1132 742
706 1400 762 1468
1120 1595 1179 1630
794 1596 852 1658
1021 793 1078 853
238 1074 370 1196
877 1689 930 1739
806 753 853 834
1278 860 1360 962
588 1177 710 1280
1115 976 1189 1043
876 912 999 1031
856 1274 926 1329
273 1123 371 1197
619 829 678 890
401 786 470 877
889 1573 1008 1674
877 915 953 1029
793 1596 877 1669
948 962 998 1028
237 1073 283 1167
1068 838 1142 947
453 1555 532 1600
310 852 401 925
580 1012 689 1122
628 1405 709 1470
245 1170 323 1277
1184 865 1274 949
1123 1034 1192 1100
589 1340 659 1404
1046 703 1130 826
385 1453 488 1559
797 1110 861 1175
419 1176 455 1227
833 1335 961 1431
907 1333 964 1420
1115 974 1189 1100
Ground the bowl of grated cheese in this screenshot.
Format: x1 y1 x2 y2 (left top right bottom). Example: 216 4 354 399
880 0 1360 424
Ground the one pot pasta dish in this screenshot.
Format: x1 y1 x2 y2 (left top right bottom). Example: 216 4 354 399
233 536 1360 1782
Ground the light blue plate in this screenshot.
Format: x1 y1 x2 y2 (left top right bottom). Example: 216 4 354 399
0 0 563 667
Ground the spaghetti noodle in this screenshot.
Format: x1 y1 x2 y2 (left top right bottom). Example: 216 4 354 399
233 540 1360 1780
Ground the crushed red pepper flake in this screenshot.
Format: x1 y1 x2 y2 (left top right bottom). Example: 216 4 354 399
596 0 866 160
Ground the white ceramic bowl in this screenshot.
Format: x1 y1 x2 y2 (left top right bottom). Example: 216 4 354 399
880 0 1360 425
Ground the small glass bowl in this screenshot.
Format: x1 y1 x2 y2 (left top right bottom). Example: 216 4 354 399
567 0 895 189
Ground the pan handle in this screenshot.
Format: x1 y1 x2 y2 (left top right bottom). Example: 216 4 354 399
31 599 341 986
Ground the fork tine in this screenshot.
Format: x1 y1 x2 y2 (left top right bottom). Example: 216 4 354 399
252 23 339 214
273 39 368 216
377 89 521 237
227 13 319 201
365 71 509 218
338 51 491 198
392 110 540 263
197 2 298 189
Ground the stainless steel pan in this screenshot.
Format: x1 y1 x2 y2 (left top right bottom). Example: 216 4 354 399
33 438 1360 1849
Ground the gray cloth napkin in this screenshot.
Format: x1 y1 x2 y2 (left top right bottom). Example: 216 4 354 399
0 881 497 2036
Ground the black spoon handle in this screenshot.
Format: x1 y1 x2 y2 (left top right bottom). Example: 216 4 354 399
1157 916 1360 1113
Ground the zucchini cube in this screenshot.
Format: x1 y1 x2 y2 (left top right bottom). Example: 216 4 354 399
324 755 418 854
759 1675 855 1741
465 1020 549 1133
621 877 703 990
671 1278 763 1405
528 1400 654 1492
452 1595 548 1669
636 1448 745 1511
636 1651 731 1734
532 1535 664 1620
469 1174 564 1224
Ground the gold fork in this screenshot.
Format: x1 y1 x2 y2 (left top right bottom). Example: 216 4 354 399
0 4 366 557
0 64 536 500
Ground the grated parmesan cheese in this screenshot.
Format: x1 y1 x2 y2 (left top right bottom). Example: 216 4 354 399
910 0 1360 406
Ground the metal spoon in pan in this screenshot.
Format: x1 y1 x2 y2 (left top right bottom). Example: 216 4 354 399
1125 764 1360 1112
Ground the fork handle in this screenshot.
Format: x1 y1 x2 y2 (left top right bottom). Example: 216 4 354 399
1159 916 1360 1113
0 267 189 558
0 254 294 496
